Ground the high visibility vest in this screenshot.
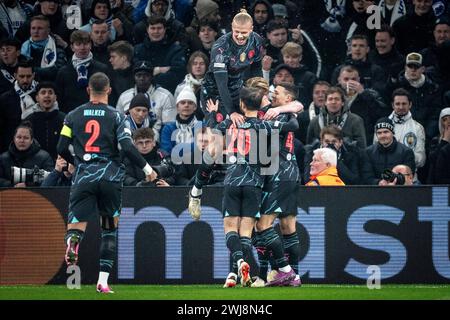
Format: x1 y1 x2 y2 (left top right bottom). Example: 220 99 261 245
306 166 345 186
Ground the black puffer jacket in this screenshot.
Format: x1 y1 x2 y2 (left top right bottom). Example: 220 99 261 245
0 140 54 187
365 138 416 185
122 147 174 186
24 108 66 160
388 74 442 140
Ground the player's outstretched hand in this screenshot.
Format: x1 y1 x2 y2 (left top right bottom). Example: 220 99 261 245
206 99 219 113
230 112 245 126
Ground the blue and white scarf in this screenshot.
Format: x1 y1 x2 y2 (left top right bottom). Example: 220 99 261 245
321 0 346 33
378 0 406 26
14 80 38 119
21 36 57 68
1 68 15 84
72 52 93 87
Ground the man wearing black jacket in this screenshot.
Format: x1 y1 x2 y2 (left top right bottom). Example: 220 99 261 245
24 81 65 159
365 117 416 185
55 30 110 113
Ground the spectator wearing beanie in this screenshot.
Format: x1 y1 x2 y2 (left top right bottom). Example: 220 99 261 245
116 60 177 142
124 92 159 139
160 87 201 155
365 117 416 185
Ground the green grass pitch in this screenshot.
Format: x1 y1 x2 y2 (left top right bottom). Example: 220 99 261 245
0 285 449 300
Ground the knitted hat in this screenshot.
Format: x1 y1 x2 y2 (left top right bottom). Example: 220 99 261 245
375 117 395 134
176 88 197 106
272 4 288 18
195 0 219 21
129 93 150 110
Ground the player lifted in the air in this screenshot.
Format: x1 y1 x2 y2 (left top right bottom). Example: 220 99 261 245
57 73 157 293
201 9 264 126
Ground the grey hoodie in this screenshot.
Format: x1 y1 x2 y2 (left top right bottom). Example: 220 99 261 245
145 0 175 21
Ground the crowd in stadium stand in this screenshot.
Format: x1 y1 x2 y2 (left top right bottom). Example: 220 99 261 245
1 0 450 187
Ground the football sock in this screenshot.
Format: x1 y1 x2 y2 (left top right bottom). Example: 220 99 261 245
191 186 202 197
259 227 289 269
240 236 253 262
254 233 269 281
99 229 117 280
194 163 214 189
97 272 109 287
64 229 84 246
226 231 243 274
283 232 300 274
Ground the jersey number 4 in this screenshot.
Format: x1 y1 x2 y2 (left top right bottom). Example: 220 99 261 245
85 120 100 152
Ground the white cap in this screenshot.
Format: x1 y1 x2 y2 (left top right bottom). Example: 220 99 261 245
176 87 197 106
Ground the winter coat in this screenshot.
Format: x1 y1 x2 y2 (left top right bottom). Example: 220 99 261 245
369 48 405 84
122 147 173 186
160 115 202 154
132 0 187 46
23 39 67 82
365 138 416 185
393 10 436 55
134 37 186 94
0 87 37 153
24 107 65 160
346 88 390 145
0 140 54 187
388 74 442 140
331 57 387 96
383 111 427 169
116 85 176 142
307 106 367 149
427 139 450 184
55 59 110 113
